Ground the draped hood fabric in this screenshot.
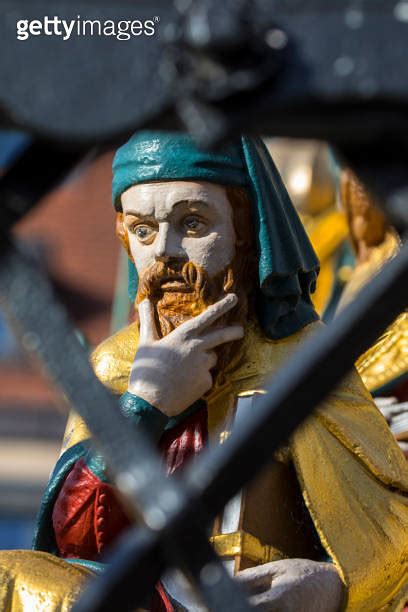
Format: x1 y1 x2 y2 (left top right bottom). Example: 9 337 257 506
112 131 319 339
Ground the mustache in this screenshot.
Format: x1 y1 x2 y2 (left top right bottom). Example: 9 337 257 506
136 260 208 302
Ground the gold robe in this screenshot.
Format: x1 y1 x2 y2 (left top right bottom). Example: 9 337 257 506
336 231 408 395
61 319 408 610
0 551 92 612
300 208 349 315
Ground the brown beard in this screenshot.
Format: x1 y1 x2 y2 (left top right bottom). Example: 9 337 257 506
135 258 250 378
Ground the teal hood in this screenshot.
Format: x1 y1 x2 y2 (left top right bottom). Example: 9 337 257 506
112 131 319 339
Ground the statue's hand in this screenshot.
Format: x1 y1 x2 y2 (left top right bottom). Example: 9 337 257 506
236 559 345 612
128 293 243 417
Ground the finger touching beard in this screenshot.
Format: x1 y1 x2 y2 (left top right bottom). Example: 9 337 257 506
135 259 248 374
135 260 212 336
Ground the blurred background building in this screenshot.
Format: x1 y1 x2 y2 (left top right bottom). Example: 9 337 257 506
0 133 119 547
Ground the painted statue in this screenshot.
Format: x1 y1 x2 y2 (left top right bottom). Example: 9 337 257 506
268 139 407 439
0 133 408 611
338 167 408 453
337 166 401 313
265 138 352 320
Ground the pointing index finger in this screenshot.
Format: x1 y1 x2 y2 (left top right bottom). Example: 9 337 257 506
183 293 238 335
138 299 159 343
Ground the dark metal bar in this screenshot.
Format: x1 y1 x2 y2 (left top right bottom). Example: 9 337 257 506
0 238 252 612
187 242 408 519
75 523 253 612
0 238 181 524
0 143 251 611
74 528 164 611
0 146 176 533
173 528 254 612
76 241 408 612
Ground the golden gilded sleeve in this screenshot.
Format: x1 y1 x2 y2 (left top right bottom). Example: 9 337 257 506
0 551 93 612
291 369 408 611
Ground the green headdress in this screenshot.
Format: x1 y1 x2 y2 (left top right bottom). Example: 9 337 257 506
112 131 319 339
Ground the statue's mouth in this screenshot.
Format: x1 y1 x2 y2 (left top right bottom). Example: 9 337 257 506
160 277 191 292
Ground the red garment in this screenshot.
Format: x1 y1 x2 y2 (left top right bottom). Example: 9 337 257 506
52 458 131 560
52 405 208 609
159 404 208 475
151 582 175 612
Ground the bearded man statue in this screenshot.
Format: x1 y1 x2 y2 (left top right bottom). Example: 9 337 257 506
11 132 406 611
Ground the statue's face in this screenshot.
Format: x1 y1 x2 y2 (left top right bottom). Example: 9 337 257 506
342 169 386 249
121 180 236 277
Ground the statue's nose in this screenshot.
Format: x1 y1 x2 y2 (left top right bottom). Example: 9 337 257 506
154 223 184 262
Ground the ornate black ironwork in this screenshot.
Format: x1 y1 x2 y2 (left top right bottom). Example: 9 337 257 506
0 1 408 610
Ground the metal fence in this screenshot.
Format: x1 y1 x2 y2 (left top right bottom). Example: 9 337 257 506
0 1 408 610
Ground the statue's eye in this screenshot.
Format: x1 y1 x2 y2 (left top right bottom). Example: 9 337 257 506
183 215 206 235
133 225 155 244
